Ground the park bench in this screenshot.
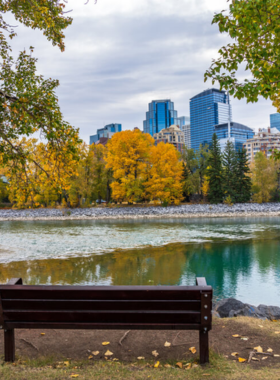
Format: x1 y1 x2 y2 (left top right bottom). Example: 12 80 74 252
0 277 212 364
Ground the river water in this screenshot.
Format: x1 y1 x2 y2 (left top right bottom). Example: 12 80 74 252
0 217 279 305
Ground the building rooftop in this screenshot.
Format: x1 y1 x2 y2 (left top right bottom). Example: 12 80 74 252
215 122 253 132
190 88 226 101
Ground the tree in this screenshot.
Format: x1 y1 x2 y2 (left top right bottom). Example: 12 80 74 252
0 1 82 184
222 140 237 202
144 142 183 205
105 129 154 203
235 149 252 203
251 152 278 203
207 134 224 204
204 0 280 111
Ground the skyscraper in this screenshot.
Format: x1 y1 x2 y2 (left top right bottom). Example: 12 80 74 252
190 89 232 151
270 113 280 131
143 99 180 136
178 116 190 129
89 123 122 145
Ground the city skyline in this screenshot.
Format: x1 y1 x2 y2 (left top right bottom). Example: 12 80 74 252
7 0 276 142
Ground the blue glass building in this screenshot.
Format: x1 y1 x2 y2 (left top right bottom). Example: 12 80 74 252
89 123 122 145
178 116 190 129
215 122 255 152
143 99 180 136
270 113 280 131
190 89 232 151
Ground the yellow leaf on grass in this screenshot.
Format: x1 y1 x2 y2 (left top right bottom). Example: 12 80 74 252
164 341 171 347
267 348 273 353
176 362 183 368
232 334 240 338
64 361 70 366
189 347 196 354
254 346 263 353
152 350 159 357
137 357 145 360
185 363 192 370
262 357 268 360
238 358 247 363
272 320 278 322
274 354 280 357
102 342 110 346
88 356 93 359
92 351 99 356
275 331 280 334
70 375 79 378
105 350 113 356
154 361 160 368
258 325 263 328
252 357 259 361
40 333 45 336
164 364 172 368
113 358 119 361
231 352 239 357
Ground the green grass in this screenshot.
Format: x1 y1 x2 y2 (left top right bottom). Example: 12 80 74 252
1 351 280 380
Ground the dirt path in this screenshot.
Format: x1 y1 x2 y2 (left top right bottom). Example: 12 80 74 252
1 318 280 368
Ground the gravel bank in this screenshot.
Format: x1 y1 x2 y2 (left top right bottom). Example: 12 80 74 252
0 203 280 221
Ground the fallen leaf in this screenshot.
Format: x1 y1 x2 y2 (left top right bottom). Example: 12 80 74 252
102 342 110 346
238 358 247 363
241 337 249 341
40 333 45 336
258 325 263 328
252 357 260 361
105 350 113 356
185 363 192 370
232 334 240 338
189 347 197 354
274 354 280 357
254 346 263 353
231 352 238 357
64 361 70 366
267 348 273 353
152 350 159 357
92 351 99 356
192 364 199 368
113 358 119 361
164 341 171 347
272 320 278 322
88 356 93 359
164 364 172 368
262 357 268 360
275 331 280 334
176 362 183 368
70 375 79 378
154 361 160 368
137 357 145 360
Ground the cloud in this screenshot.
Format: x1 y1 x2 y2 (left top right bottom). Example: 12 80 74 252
4 0 276 141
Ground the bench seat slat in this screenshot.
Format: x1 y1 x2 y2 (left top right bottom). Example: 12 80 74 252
2 299 201 311
0 286 211 301
4 310 201 324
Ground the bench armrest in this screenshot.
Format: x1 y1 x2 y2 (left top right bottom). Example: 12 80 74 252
196 277 207 286
7 278 23 285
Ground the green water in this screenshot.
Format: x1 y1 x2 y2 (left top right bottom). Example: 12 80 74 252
0 217 279 305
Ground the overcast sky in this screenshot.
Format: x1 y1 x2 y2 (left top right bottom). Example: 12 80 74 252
8 0 276 142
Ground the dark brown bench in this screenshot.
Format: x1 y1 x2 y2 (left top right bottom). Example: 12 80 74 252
0 277 212 363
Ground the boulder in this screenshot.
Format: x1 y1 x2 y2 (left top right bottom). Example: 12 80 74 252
228 304 266 320
258 305 280 320
215 298 245 318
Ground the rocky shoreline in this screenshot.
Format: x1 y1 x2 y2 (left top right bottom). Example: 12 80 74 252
213 298 280 320
0 202 280 221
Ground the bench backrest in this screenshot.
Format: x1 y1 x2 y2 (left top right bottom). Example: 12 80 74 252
0 279 212 331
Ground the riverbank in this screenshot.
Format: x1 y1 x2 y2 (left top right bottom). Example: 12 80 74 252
0 203 280 221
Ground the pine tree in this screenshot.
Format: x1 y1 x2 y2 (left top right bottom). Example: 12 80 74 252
207 134 224 204
235 149 252 203
222 140 237 202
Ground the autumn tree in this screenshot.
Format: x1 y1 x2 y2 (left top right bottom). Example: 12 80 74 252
205 0 280 110
251 152 278 203
144 142 183 205
0 1 82 189
105 129 154 203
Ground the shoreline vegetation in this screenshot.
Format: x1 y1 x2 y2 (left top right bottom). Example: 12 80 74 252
0 203 280 221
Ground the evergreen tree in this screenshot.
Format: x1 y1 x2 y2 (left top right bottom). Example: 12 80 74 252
222 140 237 202
235 149 252 203
207 134 224 204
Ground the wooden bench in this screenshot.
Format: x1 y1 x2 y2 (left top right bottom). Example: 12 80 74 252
0 277 212 363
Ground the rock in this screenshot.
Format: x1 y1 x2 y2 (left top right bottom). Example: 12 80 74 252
258 305 280 320
215 298 245 318
229 304 267 320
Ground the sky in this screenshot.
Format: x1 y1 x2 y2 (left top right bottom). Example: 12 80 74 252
7 0 276 142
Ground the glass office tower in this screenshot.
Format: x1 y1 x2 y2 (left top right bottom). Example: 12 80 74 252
190 89 232 151
214 122 255 152
270 113 280 131
89 123 122 145
143 99 180 136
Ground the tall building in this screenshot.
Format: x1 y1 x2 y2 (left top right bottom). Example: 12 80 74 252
190 89 232 151
215 122 255 152
143 99 180 136
178 116 190 129
270 113 280 131
243 127 280 161
153 125 184 153
89 123 122 145
182 124 191 148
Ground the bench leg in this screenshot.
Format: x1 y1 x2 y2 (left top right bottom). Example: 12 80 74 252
4 329 15 362
199 330 209 364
